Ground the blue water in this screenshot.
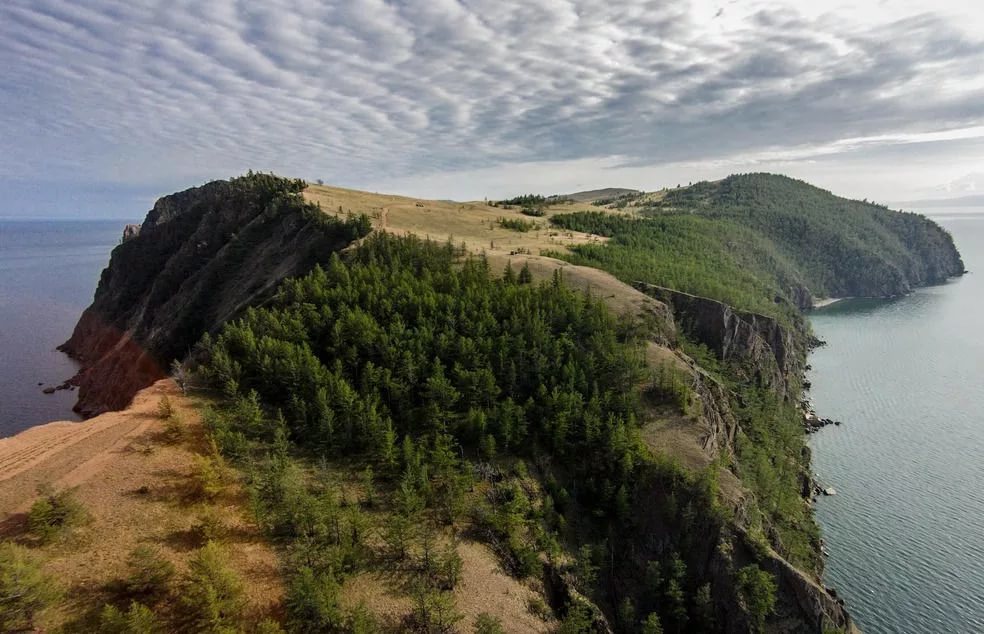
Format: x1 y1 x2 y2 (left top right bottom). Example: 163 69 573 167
809 212 984 633
0 220 126 437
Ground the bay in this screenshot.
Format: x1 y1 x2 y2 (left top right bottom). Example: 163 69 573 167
809 211 984 633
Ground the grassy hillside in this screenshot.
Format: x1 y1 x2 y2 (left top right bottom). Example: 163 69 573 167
548 211 808 323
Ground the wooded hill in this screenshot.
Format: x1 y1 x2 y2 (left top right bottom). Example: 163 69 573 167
548 174 963 324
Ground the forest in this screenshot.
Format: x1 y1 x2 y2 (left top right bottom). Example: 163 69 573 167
548 211 805 323
190 233 779 632
645 173 964 298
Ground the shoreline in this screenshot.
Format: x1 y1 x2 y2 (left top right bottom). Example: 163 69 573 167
811 296 850 309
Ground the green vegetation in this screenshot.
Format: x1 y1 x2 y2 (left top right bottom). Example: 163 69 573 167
549 211 804 322
159 396 185 443
473 613 505 633
497 216 537 232
98 601 161 634
546 175 963 580
191 233 744 631
734 385 821 571
648 173 964 298
736 564 778 633
179 541 247 632
27 484 87 543
121 546 175 601
94 171 372 371
199 233 648 508
0 542 59 631
497 193 548 208
552 174 963 321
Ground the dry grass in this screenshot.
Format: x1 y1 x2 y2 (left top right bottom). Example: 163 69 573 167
304 183 674 334
304 183 607 257
339 537 551 633
0 380 282 630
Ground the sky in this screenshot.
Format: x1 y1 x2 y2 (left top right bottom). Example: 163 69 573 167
2 1 984 218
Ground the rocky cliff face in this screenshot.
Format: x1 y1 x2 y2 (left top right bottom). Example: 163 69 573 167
634 283 813 400
60 175 365 417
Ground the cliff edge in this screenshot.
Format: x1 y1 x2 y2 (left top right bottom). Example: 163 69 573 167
60 174 368 417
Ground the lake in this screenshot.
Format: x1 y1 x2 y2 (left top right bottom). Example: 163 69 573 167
0 220 126 437
809 211 984 633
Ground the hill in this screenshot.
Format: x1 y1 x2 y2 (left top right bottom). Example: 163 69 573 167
8 171 962 632
562 188 642 203
551 174 964 320
649 174 964 299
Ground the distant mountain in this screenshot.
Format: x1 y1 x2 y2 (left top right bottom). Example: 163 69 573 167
559 187 641 202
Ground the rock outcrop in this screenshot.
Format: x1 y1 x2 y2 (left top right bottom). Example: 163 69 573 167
60 175 364 417
121 223 141 242
634 283 810 399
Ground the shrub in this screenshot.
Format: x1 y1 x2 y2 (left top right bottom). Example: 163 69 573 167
409 584 461 633
497 217 536 232
98 601 160 634
557 600 594 633
156 395 174 419
526 596 552 621
192 455 227 501
641 612 664 634
572 544 597 590
347 602 380 634
508 537 541 579
285 567 343 633
474 612 505 633
0 542 59 631
179 541 246 632
162 410 185 443
254 618 287 634
27 484 86 542
736 564 777 633
123 545 175 600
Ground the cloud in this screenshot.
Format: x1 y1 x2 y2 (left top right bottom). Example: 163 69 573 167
1 0 984 214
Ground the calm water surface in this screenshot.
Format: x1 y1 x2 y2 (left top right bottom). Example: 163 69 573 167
0 220 125 436
809 211 984 633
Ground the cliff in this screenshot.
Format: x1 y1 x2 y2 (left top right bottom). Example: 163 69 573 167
635 283 812 400
60 174 368 417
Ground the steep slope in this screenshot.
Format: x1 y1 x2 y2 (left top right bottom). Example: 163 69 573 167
60 174 369 417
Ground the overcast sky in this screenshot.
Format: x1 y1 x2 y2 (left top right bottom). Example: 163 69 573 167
3 0 984 218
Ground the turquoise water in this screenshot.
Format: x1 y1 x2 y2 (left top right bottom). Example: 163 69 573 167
809 212 984 633
0 220 125 436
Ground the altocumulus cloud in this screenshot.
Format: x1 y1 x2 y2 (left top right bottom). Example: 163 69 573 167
2 0 984 213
